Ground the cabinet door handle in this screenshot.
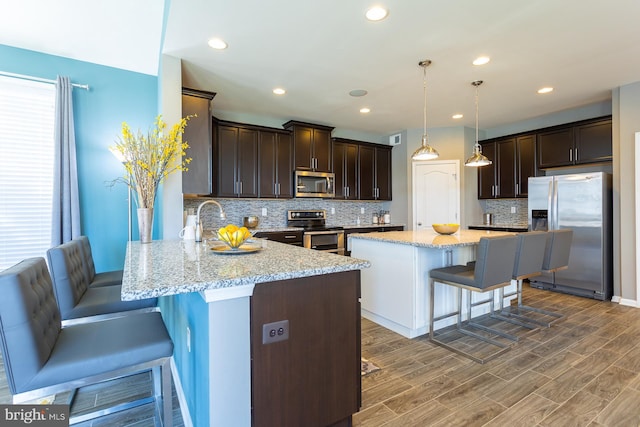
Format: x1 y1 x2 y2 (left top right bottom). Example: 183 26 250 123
516 183 519 194
496 185 499 196
239 181 243 195
575 148 578 161
569 149 573 161
491 185 495 196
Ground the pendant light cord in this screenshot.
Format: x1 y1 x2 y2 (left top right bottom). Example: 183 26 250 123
423 65 428 143
475 83 479 151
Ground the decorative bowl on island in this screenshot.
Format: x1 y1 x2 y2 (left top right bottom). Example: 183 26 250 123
217 224 252 249
432 223 460 235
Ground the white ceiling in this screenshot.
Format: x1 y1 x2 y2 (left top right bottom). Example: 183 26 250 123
2 0 640 135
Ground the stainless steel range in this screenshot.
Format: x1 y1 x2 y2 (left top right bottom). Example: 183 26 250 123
287 210 345 255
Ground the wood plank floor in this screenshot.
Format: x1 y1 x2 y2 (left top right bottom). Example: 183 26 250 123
356 284 640 427
0 283 638 426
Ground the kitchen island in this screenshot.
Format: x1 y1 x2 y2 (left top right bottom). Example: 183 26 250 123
121 239 369 427
349 229 516 339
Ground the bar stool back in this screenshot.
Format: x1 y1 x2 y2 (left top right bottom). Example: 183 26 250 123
75 236 122 288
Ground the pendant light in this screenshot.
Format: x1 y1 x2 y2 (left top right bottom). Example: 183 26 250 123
411 60 439 161
465 80 492 167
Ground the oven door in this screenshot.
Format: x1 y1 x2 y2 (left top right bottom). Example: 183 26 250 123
303 230 345 255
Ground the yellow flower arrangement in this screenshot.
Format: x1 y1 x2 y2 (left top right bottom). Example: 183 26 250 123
110 115 194 209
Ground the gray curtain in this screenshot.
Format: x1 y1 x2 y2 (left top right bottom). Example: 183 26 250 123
51 76 81 245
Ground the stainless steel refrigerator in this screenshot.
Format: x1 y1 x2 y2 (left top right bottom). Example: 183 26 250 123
528 172 612 300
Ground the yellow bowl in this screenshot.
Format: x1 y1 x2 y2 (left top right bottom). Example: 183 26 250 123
432 223 460 235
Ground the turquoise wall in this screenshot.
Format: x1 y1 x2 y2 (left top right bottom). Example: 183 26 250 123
0 44 158 271
159 293 209 426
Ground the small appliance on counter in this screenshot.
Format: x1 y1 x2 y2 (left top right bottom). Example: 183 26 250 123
483 213 493 225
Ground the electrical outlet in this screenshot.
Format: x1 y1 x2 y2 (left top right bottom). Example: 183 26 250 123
262 207 267 216
361 207 365 214
331 207 335 214
262 320 289 344
186 326 191 353
511 206 517 214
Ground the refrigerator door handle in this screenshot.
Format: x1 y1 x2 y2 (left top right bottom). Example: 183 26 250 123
551 179 559 229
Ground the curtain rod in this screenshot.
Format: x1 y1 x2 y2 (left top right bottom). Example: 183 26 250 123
0 71 89 90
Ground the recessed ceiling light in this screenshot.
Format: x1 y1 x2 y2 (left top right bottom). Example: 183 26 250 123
349 89 368 97
273 88 286 95
207 38 228 50
365 6 388 21
360 107 371 114
472 56 490 66
452 114 463 119
538 87 554 94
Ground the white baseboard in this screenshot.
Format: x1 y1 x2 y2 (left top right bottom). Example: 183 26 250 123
613 296 639 307
170 357 193 427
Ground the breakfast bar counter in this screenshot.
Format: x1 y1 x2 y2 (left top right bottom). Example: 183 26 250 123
122 239 369 427
350 229 516 338
121 239 369 301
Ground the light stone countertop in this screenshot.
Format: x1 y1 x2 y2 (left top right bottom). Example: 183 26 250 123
121 239 370 301
348 229 515 249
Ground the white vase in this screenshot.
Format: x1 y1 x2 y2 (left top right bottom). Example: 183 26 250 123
137 208 154 243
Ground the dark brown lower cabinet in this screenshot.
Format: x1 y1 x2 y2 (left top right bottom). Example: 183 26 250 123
251 271 361 427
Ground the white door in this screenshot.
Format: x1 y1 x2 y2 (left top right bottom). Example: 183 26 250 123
412 160 460 230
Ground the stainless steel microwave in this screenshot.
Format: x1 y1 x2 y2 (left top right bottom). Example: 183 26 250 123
294 170 335 198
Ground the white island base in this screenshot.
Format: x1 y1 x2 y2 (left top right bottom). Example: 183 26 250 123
350 230 517 339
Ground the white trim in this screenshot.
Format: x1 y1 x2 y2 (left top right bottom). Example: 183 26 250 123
170 357 193 427
636 132 640 306
614 296 640 308
201 284 255 302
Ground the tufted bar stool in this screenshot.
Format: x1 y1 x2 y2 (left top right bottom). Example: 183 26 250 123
75 235 123 288
47 240 157 326
0 258 174 426
429 235 518 364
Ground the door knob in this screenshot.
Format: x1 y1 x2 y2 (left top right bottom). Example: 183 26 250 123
417 222 422 226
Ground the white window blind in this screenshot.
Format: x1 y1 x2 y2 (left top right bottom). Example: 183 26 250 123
0 76 55 271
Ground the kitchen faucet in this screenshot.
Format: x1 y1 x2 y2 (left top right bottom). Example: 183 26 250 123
195 200 227 242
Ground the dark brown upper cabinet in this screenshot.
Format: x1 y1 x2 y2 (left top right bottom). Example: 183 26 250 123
283 120 334 172
258 130 293 198
537 117 612 168
181 88 216 195
359 143 392 201
332 139 359 200
478 133 536 199
215 123 258 198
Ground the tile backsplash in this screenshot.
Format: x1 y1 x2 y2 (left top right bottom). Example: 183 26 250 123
479 198 528 225
183 197 393 230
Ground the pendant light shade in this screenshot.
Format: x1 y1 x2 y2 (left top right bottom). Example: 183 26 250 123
412 60 439 161
465 80 492 167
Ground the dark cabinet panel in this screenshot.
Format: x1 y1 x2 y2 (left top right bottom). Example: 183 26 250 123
292 126 313 170
478 134 535 199
237 129 258 197
477 141 496 199
258 130 292 198
333 140 358 200
575 120 612 164
283 121 334 172
216 125 239 197
497 138 516 198
181 88 215 195
251 271 361 426
537 116 612 168
215 123 257 198
358 145 376 200
537 127 574 168
375 146 392 200
357 144 392 201
516 134 536 197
